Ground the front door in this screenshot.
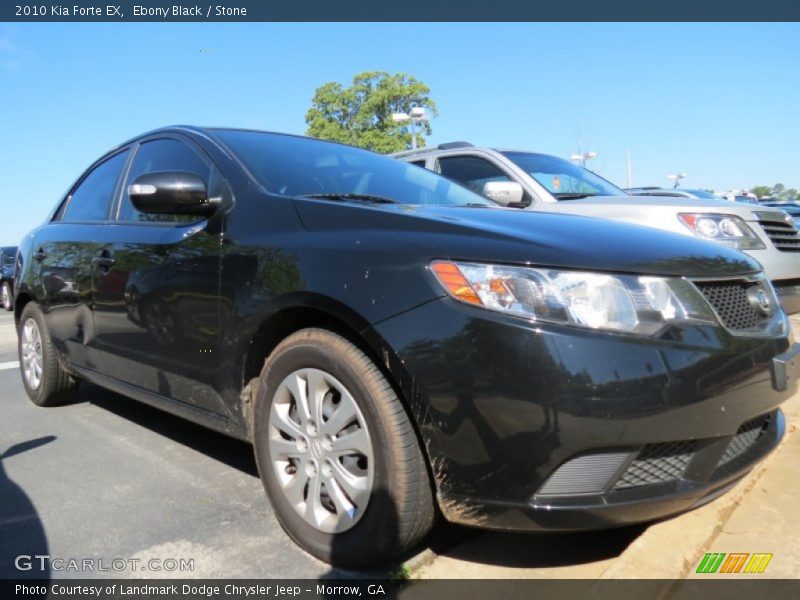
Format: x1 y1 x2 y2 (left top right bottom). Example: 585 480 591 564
92 137 227 416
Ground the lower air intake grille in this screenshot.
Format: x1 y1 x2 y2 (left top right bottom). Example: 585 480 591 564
536 451 630 497
718 414 771 467
694 280 768 330
613 440 696 490
774 279 800 297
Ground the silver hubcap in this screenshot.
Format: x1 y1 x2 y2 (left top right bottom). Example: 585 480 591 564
269 368 374 534
21 318 44 390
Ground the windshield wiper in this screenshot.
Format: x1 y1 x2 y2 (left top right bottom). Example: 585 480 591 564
552 193 599 200
302 193 399 204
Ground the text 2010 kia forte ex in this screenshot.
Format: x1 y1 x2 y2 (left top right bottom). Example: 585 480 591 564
14 127 800 567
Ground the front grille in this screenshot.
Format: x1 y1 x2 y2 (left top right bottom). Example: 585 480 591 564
758 218 800 252
694 280 769 330
717 414 771 467
613 440 696 490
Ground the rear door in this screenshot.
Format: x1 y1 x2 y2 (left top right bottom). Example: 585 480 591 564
92 137 227 415
33 149 130 370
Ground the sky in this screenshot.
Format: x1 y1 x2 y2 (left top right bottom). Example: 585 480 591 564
1 22 798 245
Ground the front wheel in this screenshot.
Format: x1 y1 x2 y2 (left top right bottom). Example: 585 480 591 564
1 282 12 311
253 328 434 568
18 303 78 406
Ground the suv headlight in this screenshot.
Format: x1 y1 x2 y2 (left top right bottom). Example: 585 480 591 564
678 214 765 250
431 261 717 335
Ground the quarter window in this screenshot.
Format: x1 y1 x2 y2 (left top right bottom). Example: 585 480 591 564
437 156 512 196
61 150 129 222
118 139 212 223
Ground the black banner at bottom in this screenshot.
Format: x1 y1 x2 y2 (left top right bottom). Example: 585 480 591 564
2 579 798 600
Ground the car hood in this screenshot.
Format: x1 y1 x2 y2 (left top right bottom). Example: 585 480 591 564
548 195 784 219
293 200 760 278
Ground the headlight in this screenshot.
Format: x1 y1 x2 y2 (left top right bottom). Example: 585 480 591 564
431 261 717 335
678 214 765 250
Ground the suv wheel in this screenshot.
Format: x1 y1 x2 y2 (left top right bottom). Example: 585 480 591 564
18 303 78 406
253 328 434 567
1 282 12 311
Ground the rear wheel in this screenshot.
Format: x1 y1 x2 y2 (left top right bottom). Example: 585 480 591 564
1 282 12 311
18 303 78 407
253 328 434 568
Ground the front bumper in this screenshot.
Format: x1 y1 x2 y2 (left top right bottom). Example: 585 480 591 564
375 297 796 532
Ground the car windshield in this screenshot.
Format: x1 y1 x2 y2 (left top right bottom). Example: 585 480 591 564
501 151 625 199
213 130 495 207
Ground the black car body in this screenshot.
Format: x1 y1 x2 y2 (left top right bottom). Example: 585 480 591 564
13 127 799 566
1 246 17 311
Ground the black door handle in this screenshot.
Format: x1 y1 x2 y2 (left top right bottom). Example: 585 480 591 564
92 248 116 271
33 248 47 261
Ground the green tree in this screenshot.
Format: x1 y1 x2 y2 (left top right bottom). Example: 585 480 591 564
751 185 772 199
305 71 438 154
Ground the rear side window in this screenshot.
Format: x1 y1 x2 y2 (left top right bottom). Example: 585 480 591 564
61 151 129 222
118 139 212 223
437 156 512 195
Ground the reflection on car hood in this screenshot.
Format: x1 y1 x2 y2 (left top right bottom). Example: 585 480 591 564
293 199 760 278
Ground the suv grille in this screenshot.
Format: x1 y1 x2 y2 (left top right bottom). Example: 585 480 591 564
613 440 696 490
758 217 800 252
694 280 769 330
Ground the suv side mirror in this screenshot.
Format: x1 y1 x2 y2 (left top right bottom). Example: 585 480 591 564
128 171 218 216
482 181 524 206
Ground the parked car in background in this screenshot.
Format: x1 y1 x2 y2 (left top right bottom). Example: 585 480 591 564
626 187 720 201
14 127 799 567
719 190 760 205
394 143 800 314
761 201 800 227
1 246 17 311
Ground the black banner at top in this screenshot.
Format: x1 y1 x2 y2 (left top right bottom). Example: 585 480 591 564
3 0 800 22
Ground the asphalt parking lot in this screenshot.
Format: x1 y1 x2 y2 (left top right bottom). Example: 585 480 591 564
1 310 797 580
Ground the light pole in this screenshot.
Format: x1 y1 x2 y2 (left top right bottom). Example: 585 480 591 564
392 107 428 150
570 151 597 168
667 173 687 189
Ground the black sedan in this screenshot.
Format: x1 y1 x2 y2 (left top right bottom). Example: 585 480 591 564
13 127 798 567
1 246 16 311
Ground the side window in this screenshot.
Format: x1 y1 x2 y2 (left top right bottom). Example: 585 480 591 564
118 139 213 223
61 151 129 222
409 159 427 168
437 156 512 196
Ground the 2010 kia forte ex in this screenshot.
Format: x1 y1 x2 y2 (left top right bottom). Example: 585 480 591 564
13 127 800 567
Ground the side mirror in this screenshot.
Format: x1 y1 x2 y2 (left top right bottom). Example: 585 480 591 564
482 181 524 206
128 171 217 216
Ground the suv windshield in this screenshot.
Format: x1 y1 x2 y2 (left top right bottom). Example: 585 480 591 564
214 130 495 208
682 189 718 200
501 151 625 199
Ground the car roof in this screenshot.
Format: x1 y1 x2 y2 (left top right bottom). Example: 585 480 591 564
108 125 365 157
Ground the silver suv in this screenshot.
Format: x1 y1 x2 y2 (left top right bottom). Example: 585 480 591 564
394 143 800 314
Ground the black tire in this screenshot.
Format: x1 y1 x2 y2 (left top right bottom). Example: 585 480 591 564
18 303 78 407
253 328 435 568
1 282 12 311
